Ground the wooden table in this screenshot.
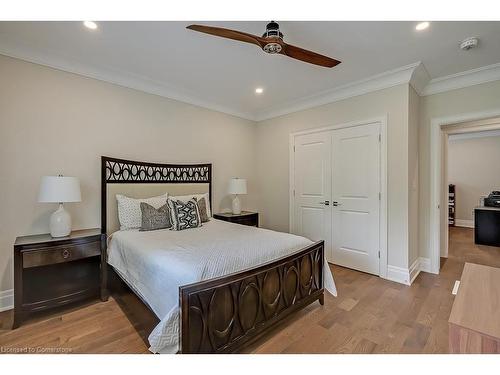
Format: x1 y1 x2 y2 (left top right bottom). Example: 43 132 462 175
449 263 500 353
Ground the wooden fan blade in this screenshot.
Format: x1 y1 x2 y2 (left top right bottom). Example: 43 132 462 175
187 25 265 48
282 43 341 68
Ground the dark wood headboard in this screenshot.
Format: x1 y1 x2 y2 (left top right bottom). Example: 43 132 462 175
101 156 212 234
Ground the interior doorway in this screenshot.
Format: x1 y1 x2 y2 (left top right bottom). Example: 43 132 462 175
446 127 500 261
430 113 500 273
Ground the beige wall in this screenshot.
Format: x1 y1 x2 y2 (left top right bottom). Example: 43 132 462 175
418 80 500 261
0 55 258 292
256 84 411 269
4 50 500 294
448 135 500 222
408 86 420 267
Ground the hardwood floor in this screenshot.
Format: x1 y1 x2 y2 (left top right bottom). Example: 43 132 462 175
0 298 150 354
446 226 500 268
1 226 499 354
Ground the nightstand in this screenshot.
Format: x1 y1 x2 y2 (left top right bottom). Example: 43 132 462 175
13 228 107 328
213 211 259 227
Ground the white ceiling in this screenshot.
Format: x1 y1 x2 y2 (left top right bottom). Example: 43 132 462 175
1 21 499 120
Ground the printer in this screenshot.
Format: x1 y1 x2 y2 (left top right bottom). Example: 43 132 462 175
484 191 500 208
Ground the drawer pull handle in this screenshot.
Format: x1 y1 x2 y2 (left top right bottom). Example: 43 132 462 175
62 249 70 259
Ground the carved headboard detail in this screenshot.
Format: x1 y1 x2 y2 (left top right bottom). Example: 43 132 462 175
101 156 212 234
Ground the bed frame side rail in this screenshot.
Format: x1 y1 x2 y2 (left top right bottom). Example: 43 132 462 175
179 240 325 353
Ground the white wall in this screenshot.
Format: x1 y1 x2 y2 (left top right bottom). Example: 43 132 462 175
418 80 500 261
0 55 259 293
256 84 411 270
448 135 500 222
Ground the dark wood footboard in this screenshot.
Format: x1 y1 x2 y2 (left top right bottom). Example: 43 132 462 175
179 240 325 353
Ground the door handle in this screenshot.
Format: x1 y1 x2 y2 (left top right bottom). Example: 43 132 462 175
319 201 330 206
332 201 341 206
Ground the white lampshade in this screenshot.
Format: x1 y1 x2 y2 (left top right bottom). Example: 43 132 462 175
38 176 81 203
228 178 247 195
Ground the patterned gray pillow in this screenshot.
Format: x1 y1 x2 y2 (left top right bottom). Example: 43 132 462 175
196 197 209 223
168 198 202 231
139 202 171 231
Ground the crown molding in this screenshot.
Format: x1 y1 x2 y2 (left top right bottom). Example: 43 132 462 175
409 62 431 95
255 62 422 121
2 37 500 123
0 42 257 122
422 62 500 96
1 40 420 123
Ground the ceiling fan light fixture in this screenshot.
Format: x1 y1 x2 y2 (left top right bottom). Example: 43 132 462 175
263 42 282 54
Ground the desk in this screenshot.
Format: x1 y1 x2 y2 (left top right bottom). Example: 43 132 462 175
474 206 500 247
449 263 500 353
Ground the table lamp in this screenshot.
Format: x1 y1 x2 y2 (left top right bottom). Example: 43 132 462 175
38 175 81 237
228 178 247 215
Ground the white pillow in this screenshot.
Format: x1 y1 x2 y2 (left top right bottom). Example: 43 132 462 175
116 193 168 230
171 193 211 217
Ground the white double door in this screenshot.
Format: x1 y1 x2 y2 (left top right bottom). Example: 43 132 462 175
293 123 381 275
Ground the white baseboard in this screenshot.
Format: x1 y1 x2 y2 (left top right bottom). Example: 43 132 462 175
455 219 474 228
385 256 432 286
0 289 13 312
386 265 411 285
409 258 421 284
419 257 432 273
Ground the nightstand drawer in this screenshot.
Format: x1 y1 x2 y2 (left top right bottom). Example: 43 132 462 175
231 216 257 226
213 212 259 227
22 241 101 268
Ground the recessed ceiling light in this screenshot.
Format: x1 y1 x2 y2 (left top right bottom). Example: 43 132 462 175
415 22 430 31
83 21 98 30
255 87 264 94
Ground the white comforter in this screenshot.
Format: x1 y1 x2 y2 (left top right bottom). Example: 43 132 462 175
107 219 337 353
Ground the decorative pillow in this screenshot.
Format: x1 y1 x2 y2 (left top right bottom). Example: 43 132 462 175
168 198 202 231
195 197 209 223
140 202 171 231
116 193 168 230
171 193 211 217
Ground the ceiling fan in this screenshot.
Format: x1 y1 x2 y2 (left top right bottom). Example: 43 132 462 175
186 21 341 68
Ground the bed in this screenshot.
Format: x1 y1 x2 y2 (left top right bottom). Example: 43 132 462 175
101 156 337 353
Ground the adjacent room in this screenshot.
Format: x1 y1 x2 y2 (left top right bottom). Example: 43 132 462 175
446 126 500 267
1 7 500 364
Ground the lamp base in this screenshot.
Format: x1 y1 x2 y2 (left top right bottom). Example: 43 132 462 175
232 195 242 215
50 203 72 238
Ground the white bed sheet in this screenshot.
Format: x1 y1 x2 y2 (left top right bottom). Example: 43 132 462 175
107 219 337 353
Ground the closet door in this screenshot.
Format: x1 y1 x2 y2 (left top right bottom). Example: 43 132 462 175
331 123 380 275
293 132 333 260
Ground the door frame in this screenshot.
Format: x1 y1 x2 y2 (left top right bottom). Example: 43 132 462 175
429 109 500 274
289 116 388 278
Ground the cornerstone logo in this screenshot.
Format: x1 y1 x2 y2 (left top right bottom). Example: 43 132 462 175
0 346 72 354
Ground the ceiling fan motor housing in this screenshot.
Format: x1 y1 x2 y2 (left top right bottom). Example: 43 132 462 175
262 21 284 54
